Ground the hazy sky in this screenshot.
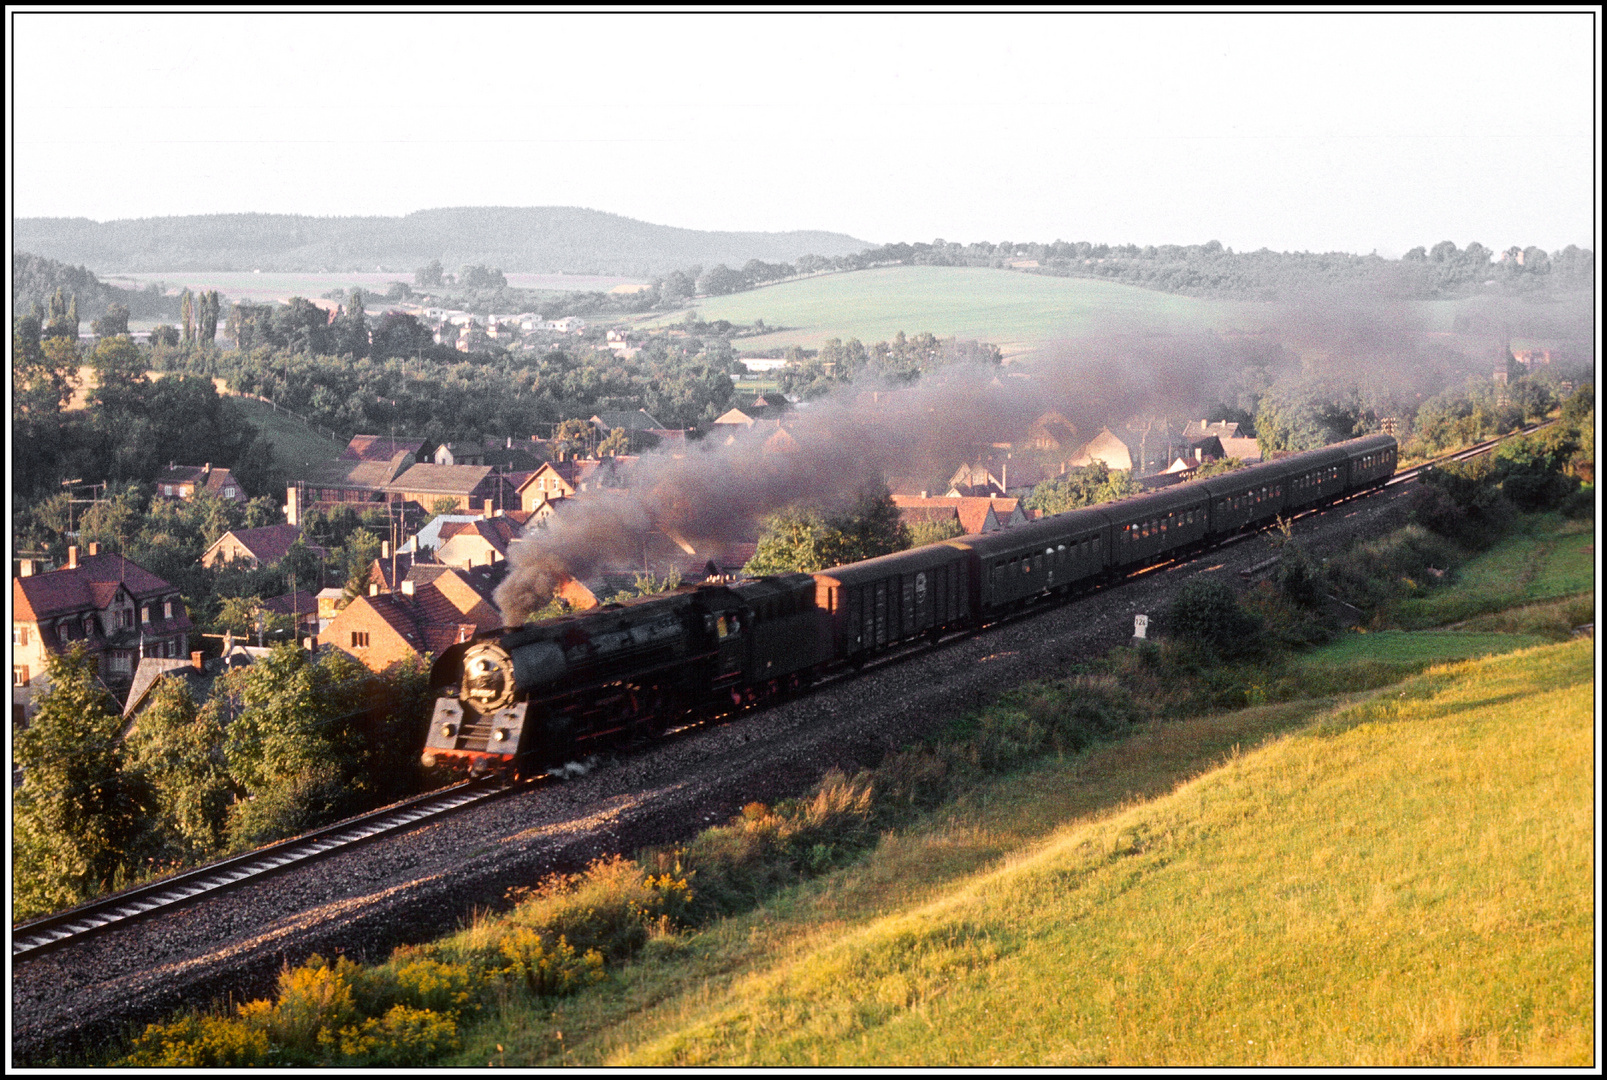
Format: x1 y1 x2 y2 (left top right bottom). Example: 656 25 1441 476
9 10 1598 255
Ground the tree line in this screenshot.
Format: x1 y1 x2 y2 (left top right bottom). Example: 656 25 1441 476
14 642 429 920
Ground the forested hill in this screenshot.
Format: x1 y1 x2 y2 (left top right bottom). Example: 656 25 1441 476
12 207 869 277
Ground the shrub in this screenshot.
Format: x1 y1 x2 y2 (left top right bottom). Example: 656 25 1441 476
224 764 350 851
496 930 605 997
1165 578 1265 659
501 855 691 962
121 953 466 1067
1241 580 1333 649
1325 525 1461 613
123 1011 273 1067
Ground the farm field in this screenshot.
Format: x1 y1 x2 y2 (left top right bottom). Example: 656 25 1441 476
467 637 1591 1067
102 270 647 305
638 266 1265 355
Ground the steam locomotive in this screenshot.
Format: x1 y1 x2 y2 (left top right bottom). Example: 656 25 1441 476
423 434 1397 780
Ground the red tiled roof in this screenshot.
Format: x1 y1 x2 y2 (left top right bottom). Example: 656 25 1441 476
439 516 525 556
354 592 477 657
213 524 320 564
342 435 426 462
14 553 177 620
893 496 1015 535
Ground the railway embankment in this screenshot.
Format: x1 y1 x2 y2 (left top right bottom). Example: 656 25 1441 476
74 500 1596 1067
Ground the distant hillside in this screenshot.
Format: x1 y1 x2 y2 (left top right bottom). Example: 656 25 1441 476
12 207 871 278
12 251 177 322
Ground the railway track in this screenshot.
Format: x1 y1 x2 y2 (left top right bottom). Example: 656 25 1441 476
10 423 1548 964
11 779 510 960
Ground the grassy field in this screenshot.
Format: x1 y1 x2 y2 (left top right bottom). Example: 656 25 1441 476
641 267 1263 355
475 637 1591 1067
1392 514 1595 629
227 396 347 473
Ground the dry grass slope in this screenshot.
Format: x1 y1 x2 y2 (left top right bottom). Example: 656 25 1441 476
609 639 1593 1067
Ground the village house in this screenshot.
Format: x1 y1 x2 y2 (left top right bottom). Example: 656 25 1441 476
512 456 635 511
435 512 534 570
285 435 432 525
712 407 760 429
432 442 486 467
1175 420 1260 466
1069 427 1135 472
318 589 478 672
892 495 1028 535
365 561 507 628
385 463 511 514
590 409 664 446
155 462 249 504
13 545 193 721
260 589 320 639
201 524 327 570
1026 411 1078 452
323 557 520 670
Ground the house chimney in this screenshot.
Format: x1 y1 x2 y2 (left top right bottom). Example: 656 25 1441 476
192 650 205 671
87 542 100 556
19 559 34 577
203 462 211 478
919 491 928 499
506 436 512 449
370 583 379 596
484 499 494 518
68 545 78 570
382 540 391 559
402 579 415 597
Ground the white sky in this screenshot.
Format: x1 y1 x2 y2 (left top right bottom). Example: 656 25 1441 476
8 9 1599 255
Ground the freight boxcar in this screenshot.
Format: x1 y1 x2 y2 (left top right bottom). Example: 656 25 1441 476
811 543 972 662
728 573 834 696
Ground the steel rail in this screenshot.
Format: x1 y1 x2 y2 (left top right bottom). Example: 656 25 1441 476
12 424 1547 960
12 779 510 960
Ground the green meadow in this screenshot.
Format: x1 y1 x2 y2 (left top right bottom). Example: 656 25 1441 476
226 395 347 474
645 266 1262 354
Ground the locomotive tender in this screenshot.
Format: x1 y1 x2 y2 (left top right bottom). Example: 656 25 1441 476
423 433 1396 779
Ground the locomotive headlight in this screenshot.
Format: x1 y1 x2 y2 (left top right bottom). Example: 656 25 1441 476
493 728 508 742
421 752 438 768
441 722 457 738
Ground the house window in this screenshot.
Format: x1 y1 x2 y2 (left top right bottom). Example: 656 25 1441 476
351 631 370 648
13 666 28 687
13 625 28 647
59 624 70 644
142 605 151 624
164 600 174 619
224 486 236 498
163 484 174 496
109 654 131 674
